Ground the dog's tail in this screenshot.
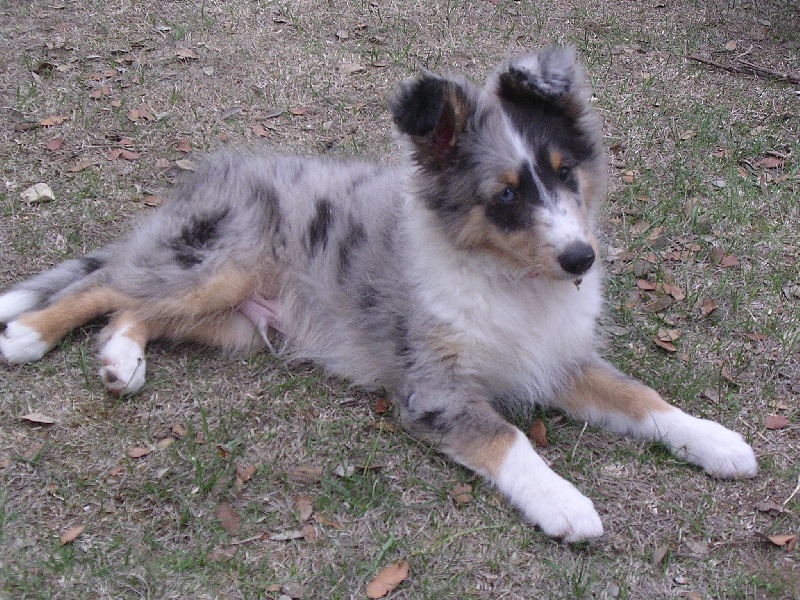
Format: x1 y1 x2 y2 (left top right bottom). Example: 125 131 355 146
0 248 112 324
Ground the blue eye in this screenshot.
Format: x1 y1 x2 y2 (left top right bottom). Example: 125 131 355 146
498 187 515 204
558 165 572 182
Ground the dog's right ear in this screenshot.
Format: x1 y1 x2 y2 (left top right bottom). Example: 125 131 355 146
389 73 475 168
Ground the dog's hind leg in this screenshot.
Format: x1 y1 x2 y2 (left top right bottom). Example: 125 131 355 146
1 286 124 364
552 360 758 479
97 312 163 395
399 391 604 543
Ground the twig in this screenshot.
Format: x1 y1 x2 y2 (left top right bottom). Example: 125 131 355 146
687 54 800 86
783 472 800 508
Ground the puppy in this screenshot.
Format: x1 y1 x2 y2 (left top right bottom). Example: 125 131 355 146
0 47 757 542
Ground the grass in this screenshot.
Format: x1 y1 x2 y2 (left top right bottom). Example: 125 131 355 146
1 0 799 598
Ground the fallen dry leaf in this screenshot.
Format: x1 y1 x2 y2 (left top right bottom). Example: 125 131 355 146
40 114 67 126
127 446 151 459
60 525 85 545
215 503 241 534
267 529 305 541
621 170 635 184
19 412 56 425
294 495 314 522
764 415 789 430
756 156 783 169
718 254 739 268
143 194 163 207
450 483 473 505
45 137 64 151
174 46 198 60
68 160 92 173
171 423 187 438
338 62 365 76
313 513 343 529
175 139 192 153
288 106 306 116
302 523 317 543
756 532 797 550
527 419 548 448
366 561 410 598
652 543 669 565
699 298 719 317
286 466 322 484
20 183 55 203
236 463 257 484
374 397 391 414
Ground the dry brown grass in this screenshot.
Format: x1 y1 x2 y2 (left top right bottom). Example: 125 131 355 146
1 1 798 598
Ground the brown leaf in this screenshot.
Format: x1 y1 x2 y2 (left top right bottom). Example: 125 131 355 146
374 397 391 414
127 446 151 459
699 298 719 317
755 500 785 516
756 532 797 550
756 157 783 169
156 437 174 451
119 149 139 160
251 124 270 137
338 63 365 76
68 160 92 173
171 423 187 438
60 525 85 545
175 139 192 153
19 412 56 425
637 279 657 291
366 561 410 598
174 46 198 60
719 254 739 268
268 529 305 541
764 415 789 430
450 483 473 505
302 523 317 542
40 115 67 126
215 503 241 534
45 137 64 151
236 463 257 484
206 547 237 561
621 170 635 184
662 283 686 301
294 495 314 522
652 543 669 565
313 513 343 529
286 465 322 484
654 338 677 353
288 107 306 116
143 194 163 207
527 419 548 448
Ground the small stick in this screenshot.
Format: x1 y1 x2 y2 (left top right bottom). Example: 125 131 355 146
687 54 800 86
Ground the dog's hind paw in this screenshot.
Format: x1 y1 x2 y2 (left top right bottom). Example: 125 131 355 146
0 321 50 364
98 333 146 395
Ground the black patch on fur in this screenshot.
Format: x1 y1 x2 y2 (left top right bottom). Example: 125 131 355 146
81 256 105 274
417 408 451 433
484 163 537 231
337 220 367 282
307 199 334 257
390 74 447 137
358 284 379 311
171 208 229 268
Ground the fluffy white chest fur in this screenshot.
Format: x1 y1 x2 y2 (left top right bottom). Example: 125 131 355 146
405 198 603 400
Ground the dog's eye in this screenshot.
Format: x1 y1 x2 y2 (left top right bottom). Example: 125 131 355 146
498 187 516 204
558 165 572 182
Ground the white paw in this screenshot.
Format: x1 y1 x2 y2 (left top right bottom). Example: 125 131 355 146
671 417 758 479
522 478 604 543
98 333 146 395
0 321 50 363
495 430 603 543
0 290 38 323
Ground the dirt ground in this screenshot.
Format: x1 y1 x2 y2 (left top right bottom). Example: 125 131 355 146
0 1 798 598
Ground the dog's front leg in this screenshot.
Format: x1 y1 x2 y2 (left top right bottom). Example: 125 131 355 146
553 360 758 479
398 390 603 542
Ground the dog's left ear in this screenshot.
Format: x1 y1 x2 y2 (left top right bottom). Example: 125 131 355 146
390 72 475 168
491 47 589 119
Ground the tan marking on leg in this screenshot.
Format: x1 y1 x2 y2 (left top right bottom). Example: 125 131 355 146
449 425 518 478
17 287 126 347
143 268 261 321
556 361 672 421
177 310 265 353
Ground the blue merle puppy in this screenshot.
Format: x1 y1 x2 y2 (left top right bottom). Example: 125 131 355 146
0 48 756 542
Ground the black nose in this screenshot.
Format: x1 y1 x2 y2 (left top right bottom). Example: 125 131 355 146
557 242 595 276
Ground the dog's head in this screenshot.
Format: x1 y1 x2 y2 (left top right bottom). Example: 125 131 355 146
390 47 606 281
